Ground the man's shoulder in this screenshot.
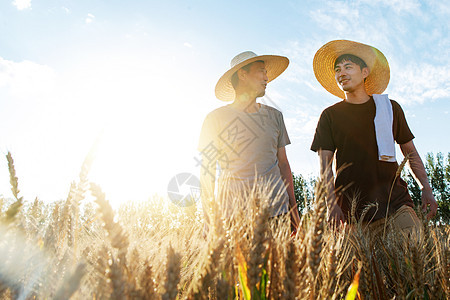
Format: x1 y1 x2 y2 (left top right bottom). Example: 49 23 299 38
260 103 283 116
389 99 403 110
204 105 233 119
320 100 346 114
329 100 346 109
210 104 231 113
261 103 280 111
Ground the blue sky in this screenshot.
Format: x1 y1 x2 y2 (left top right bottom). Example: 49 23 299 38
1 0 449 205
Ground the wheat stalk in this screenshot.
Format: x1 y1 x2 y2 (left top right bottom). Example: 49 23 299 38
54 263 86 300
162 245 181 300
307 179 327 298
109 256 127 299
139 260 157 300
383 155 409 238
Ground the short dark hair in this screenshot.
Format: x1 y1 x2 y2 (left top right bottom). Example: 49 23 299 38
231 60 264 89
334 54 367 70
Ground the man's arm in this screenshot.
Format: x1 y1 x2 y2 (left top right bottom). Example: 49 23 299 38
277 146 301 229
318 149 345 225
400 140 437 219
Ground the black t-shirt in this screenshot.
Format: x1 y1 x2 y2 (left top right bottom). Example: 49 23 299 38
311 97 415 222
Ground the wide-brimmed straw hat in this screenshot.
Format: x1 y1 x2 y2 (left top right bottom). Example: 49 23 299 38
313 40 390 99
215 51 289 101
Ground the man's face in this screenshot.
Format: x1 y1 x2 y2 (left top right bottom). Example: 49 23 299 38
334 60 369 93
241 61 269 97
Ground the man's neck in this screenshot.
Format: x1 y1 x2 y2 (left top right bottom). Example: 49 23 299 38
231 92 260 113
344 89 371 104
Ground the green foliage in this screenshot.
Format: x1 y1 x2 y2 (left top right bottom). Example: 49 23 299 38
237 264 250 300
424 152 450 224
258 267 268 300
292 172 315 216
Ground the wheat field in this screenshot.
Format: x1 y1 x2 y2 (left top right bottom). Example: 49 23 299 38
0 152 448 300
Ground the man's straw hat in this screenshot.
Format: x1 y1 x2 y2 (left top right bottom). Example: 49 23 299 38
215 51 289 101
313 40 390 99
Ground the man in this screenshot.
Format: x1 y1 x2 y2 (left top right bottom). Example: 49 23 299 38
310 40 437 234
198 51 300 230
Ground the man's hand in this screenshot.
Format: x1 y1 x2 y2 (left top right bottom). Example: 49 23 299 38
400 141 437 220
277 146 301 232
290 207 301 230
421 188 438 219
328 204 345 227
317 149 344 228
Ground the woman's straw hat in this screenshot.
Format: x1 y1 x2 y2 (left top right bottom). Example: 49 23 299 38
215 51 289 101
313 40 390 99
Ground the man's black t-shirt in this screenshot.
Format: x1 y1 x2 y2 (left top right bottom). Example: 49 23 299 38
311 97 415 222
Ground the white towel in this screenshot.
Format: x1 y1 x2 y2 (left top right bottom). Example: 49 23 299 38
373 94 396 162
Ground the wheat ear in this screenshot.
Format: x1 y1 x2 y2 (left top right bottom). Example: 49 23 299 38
4 152 23 223
283 239 299 299
247 198 271 295
90 183 129 262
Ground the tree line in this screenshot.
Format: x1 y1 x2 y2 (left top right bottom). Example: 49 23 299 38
293 152 450 225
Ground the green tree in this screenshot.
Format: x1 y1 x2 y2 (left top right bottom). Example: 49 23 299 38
292 172 315 216
426 152 450 224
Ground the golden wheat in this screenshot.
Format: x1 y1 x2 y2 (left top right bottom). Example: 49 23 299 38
0 152 448 299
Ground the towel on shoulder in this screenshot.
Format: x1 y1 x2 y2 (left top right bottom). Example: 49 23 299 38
373 94 396 162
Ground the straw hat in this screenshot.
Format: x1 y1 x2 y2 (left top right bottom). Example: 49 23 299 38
313 40 390 99
215 51 289 101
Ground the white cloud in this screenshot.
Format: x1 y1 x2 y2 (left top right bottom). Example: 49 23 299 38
12 0 31 10
285 114 318 141
62 7 70 14
389 63 450 105
284 112 322 175
0 57 56 100
310 5 360 33
425 0 450 15
308 2 393 49
359 0 421 14
183 42 193 48
276 40 320 84
85 13 95 24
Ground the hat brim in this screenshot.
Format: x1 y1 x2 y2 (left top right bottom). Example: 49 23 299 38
215 55 289 102
313 40 390 99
